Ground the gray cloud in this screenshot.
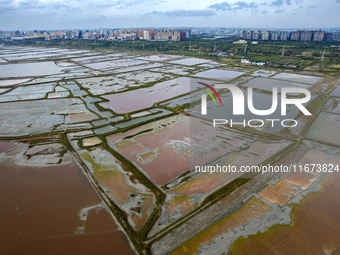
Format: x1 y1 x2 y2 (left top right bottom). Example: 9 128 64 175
1 0 158 12
270 0 284 6
209 1 232 11
209 1 258 11
0 0 161 18
146 9 216 17
18 0 40 7
234 1 258 10
0 0 13 4
0 0 338 30
269 0 293 6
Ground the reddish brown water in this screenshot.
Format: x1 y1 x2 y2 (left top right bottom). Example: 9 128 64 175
100 77 191 114
231 176 340 255
0 156 134 255
0 142 17 153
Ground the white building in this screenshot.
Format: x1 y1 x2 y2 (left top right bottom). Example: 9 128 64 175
143 30 150 40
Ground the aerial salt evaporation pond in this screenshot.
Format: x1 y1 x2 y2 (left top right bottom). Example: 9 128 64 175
0 62 65 77
158 141 340 255
306 97 340 146
75 145 157 231
0 79 31 86
100 77 219 114
1 44 339 255
0 141 134 255
150 65 196 75
136 54 182 61
106 114 291 238
100 77 191 113
330 84 340 97
84 59 149 70
192 69 245 81
271 72 322 84
0 83 56 102
243 77 311 90
76 71 174 95
0 47 91 61
0 98 97 136
226 142 340 255
169 57 212 66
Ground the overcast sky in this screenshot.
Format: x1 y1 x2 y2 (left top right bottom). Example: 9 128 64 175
0 0 339 30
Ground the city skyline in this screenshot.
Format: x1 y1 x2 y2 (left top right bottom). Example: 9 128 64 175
0 0 340 30
4 28 340 43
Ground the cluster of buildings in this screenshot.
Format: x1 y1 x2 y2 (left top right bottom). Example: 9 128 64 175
242 29 340 42
1 28 339 43
190 28 242 37
0 28 192 42
113 29 191 41
289 30 333 41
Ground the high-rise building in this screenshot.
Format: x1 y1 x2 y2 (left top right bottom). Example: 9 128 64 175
65 31 73 39
154 29 183 41
252 31 260 40
324 32 332 42
245 31 252 40
257 30 262 40
269 30 279 40
313 30 325 41
78 30 82 39
175 29 191 39
333 32 340 41
143 30 150 40
300 30 313 41
290 31 301 40
279 30 288 40
250 30 254 39
262 31 269 40
242 30 247 38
